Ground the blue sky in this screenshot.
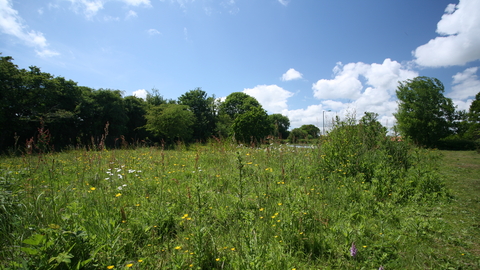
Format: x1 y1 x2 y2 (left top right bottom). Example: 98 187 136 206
1 0 480 130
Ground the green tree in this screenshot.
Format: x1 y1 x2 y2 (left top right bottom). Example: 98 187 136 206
300 124 320 138
268 114 290 139
145 104 195 143
124 96 148 143
287 128 308 143
0 55 24 150
218 92 269 143
219 92 261 119
394 77 455 147
231 107 270 143
76 88 128 147
466 92 480 140
178 88 216 142
146 88 176 107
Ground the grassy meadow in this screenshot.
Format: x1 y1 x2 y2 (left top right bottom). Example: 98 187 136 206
1 126 479 269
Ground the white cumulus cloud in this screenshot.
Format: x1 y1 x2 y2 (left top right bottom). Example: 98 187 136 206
133 89 148 99
413 0 480 67
281 68 303 81
449 67 480 100
313 59 417 100
283 59 418 130
243 85 294 113
0 0 59 57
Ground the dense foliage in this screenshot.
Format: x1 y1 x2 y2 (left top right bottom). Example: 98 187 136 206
0 56 291 153
394 77 456 147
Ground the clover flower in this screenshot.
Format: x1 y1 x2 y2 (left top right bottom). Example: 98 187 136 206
350 242 357 257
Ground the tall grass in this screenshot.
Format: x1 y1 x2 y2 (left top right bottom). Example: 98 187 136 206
0 117 469 269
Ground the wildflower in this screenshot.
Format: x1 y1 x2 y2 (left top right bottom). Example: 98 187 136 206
174 246 182 250
216 258 220 261
107 266 114 269
90 187 96 191
126 263 133 268
115 193 122 197
378 266 385 270
350 242 357 257
137 259 143 263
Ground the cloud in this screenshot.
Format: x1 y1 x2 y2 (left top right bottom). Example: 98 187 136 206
283 104 325 130
0 0 59 57
413 0 480 67
449 67 480 100
312 59 417 100
121 0 151 6
68 0 150 19
243 85 294 113
133 89 148 99
125 10 137 19
68 0 104 19
278 0 289 6
283 59 418 130
147 28 161 35
281 68 303 81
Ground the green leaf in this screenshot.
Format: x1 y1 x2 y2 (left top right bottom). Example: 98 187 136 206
20 247 39 255
22 234 45 246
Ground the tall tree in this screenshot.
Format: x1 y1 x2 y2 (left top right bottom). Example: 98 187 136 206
394 77 455 147
218 92 268 143
0 56 23 150
145 104 195 143
466 92 480 140
178 88 216 142
219 92 261 119
124 96 148 143
268 114 290 139
231 107 270 143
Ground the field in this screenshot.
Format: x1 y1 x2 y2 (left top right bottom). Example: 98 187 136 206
1 133 480 269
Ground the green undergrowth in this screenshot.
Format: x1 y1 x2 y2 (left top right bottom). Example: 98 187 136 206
0 119 477 269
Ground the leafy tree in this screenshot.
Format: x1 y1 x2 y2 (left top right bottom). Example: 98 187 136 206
124 96 148 143
466 92 480 140
146 88 176 107
76 88 128 147
218 92 269 143
268 114 290 139
231 107 270 143
219 92 261 119
287 124 320 143
0 56 24 150
145 104 195 143
287 128 308 143
300 124 320 138
178 88 216 142
394 77 455 147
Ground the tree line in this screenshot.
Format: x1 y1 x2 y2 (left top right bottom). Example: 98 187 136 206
1 54 478 153
0 55 296 153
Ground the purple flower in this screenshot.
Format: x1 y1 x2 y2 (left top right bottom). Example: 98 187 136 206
379 266 385 270
350 242 357 257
